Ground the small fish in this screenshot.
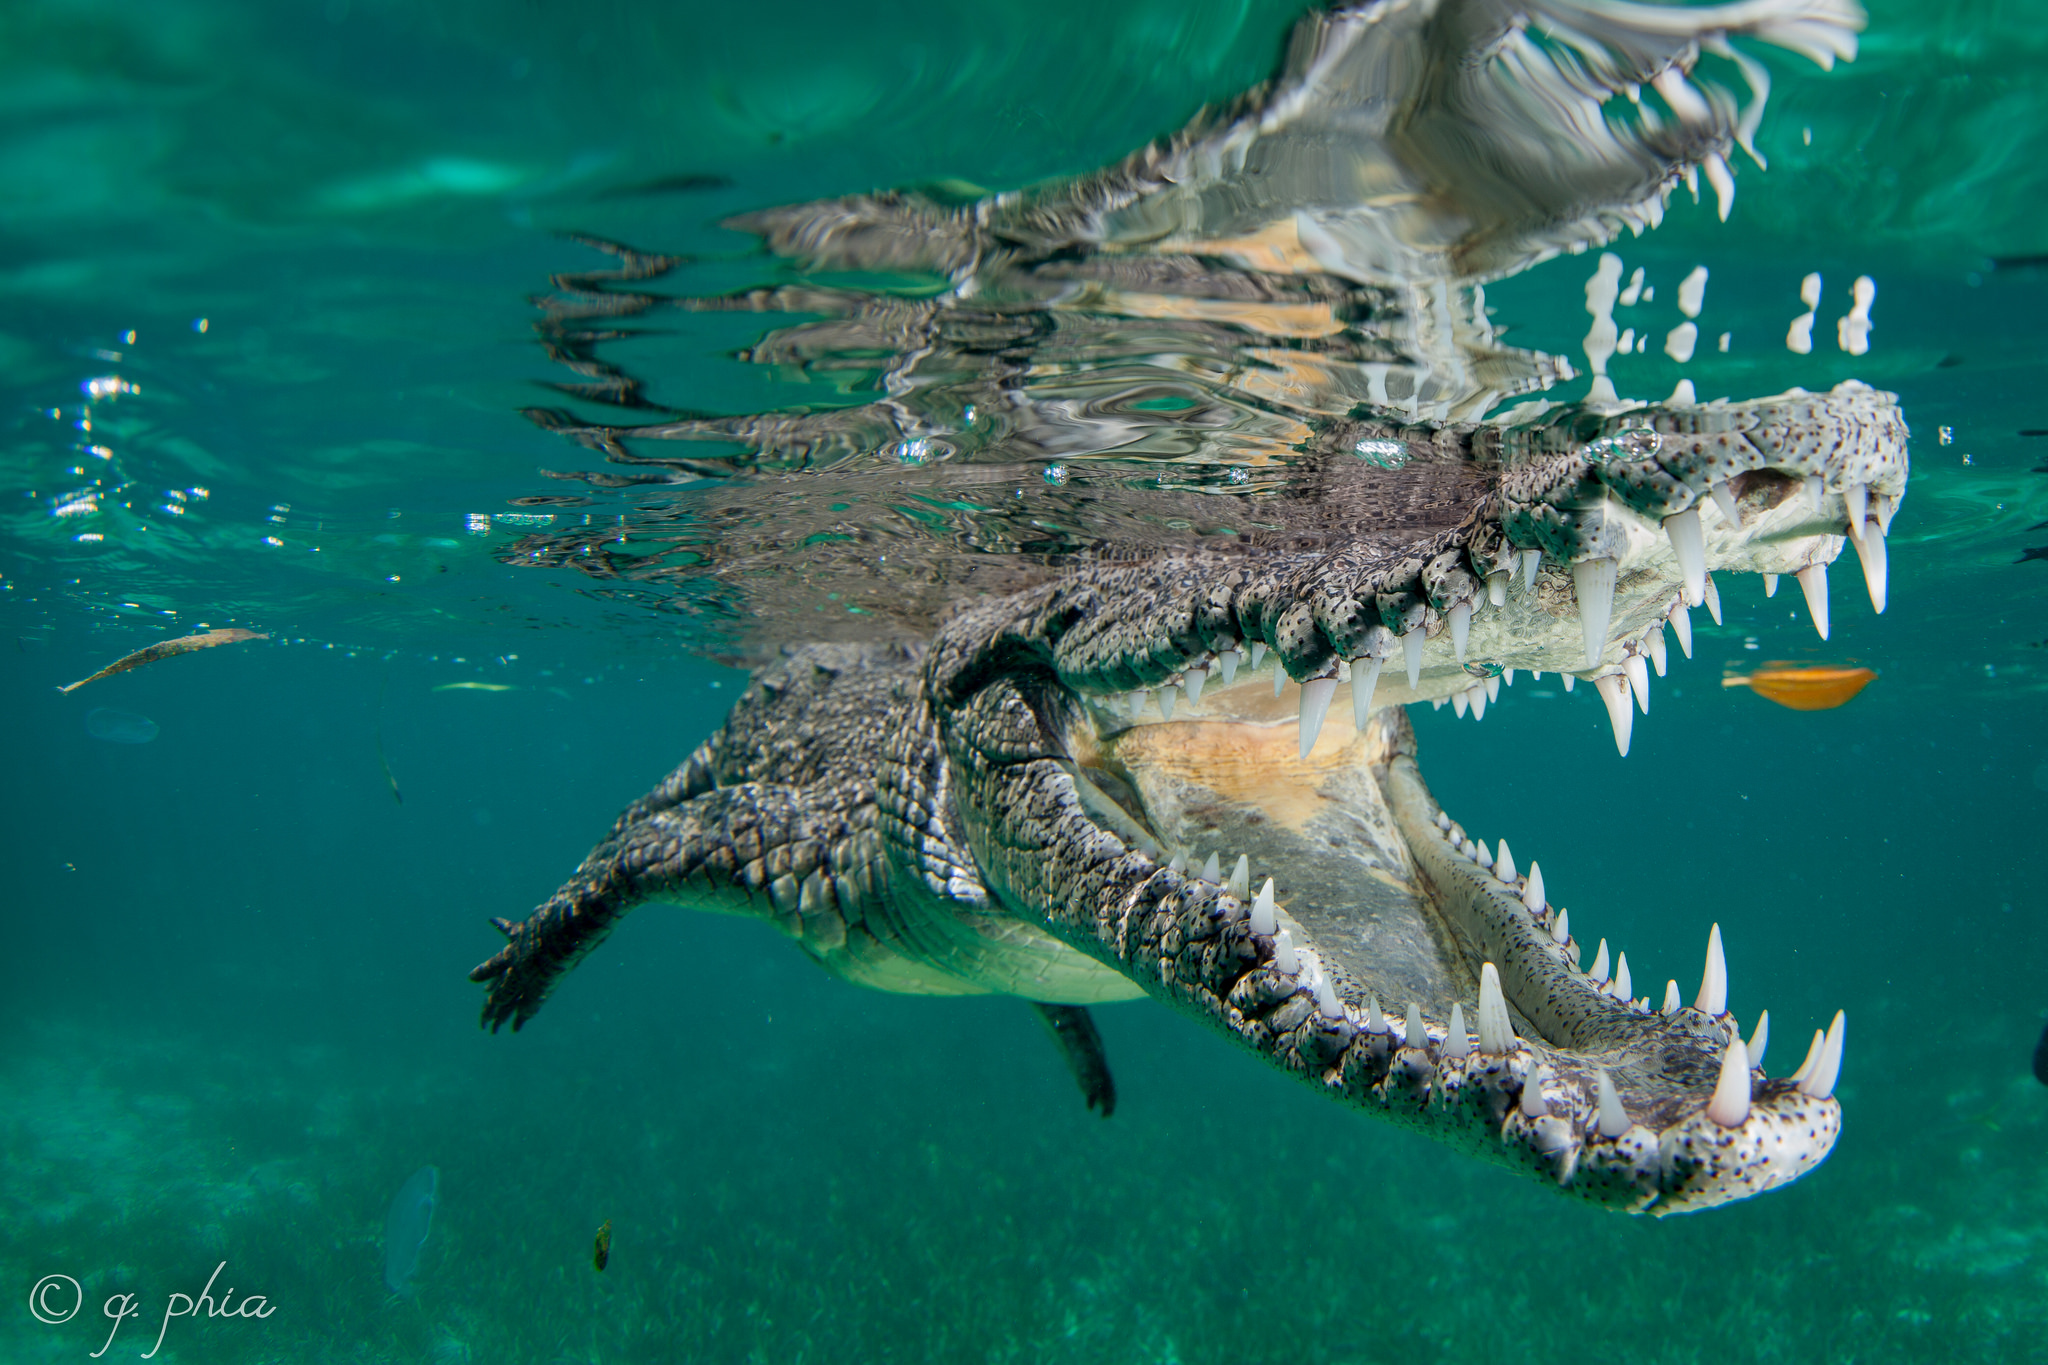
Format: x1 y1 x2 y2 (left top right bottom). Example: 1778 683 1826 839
59 627 268 693
1721 663 1876 711
433 682 516 693
593 1219 612 1272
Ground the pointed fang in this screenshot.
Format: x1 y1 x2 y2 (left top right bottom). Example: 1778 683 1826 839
1572 558 1618 670
1706 1036 1753 1127
1477 962 1514 1054
1612 952 1632 1002
1624 653 1650 714
1273 928 1298 975
1662 980 1682 1015
1522 1065 1551 1117
1227 855 1250 900
1352 656 1383 728
1763 572 1779 597
1299 677 1338 758
1218 648 1239 685
1799 1010 1845 1099
1703 572 1722 625
1403 626 1425 689
1200 851 1220 884
1747 1011 1771 1072
1522 549 1542 592
1444 1002 1472 1058
1522 861 1545 914
1494 839 1518 885
1594 673 1633 756
1790 1029 1825 1086
1664 506 1706 607
1696 922 1728 1015
1550 907 1570 946
1589 938 1611 984
1449 600 1472 663
1159 685 1177 720
1852 516 1888 613
1670 602 1693 657
1250 879 1277 936
1595 1070 1630 1137
1184 667 1206 705
1709 479 1742 525
1405 1003 1427 1052
1797 563 1830 640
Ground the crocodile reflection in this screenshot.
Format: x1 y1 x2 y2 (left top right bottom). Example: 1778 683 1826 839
474 0 1889 1213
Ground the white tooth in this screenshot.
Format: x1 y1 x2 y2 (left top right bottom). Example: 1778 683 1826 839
1799 1010 1845 1099
1551 907 1569 946
1589 939 1611 984
1403 625 1425 689
1485 672 1500 703
1168 852 1186 874
1273 664 1286 699
1249 641 1267 669
1477 962 1514 1053
1274 928 1299 975
1128 690 1149 716
1453 690 1469 719
1646 624 1667 677
1366 999 1388 1033
1789 1028 1825 1086
1875 492 1898 534
1664 507 1706 607
1218 648 1239 685
1522 549 1542 592
1184 667 1206 705
1696 922 1727 1015
1805 474 1825 515
1747 1011 1771 1072
1624 653 1650 714
1494 839 1518 885
1250 878 1277 935
1470 686 1488 721
1444 1002 1472 1058
1352 656 1383 728
1487 570 1509 606
1661 980 1681 1015
1595 1070 1631 1137
1502 668 1515 688
1475 840 1493 869
1298 676 1337 758
1852 518 1888 613
1316 972 1344 1020
1611 952 1632 1001
1522 1064 1551 1117
1449 601 1472 663
1653 67 1713 123
1670 602 1693 657
1844 483 1868 540
1704 150 1736 221
1562 673 1575 692
1522 862 1545 914
1200 851 1220 884
1593 674 1633 757
1227 855 1250 900
1705 1036 1753 1127
1763 572 1779 597
1459 838 1476 860
1796 563 1830 640
1709 479 1742 525
1702 572 1722 625
1572 558 1618 670
1405 1003 1427 1051
1434 810 1451 830
1160 685 1178 720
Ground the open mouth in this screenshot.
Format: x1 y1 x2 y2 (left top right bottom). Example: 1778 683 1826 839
945 393 1899 1215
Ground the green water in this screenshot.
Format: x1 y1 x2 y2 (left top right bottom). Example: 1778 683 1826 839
5 1 2048 1361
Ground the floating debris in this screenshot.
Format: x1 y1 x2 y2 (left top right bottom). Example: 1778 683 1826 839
59 628 268 694
593 1219 613 1272
85 708 158 744
433 682 516 693
1722 663 1876 711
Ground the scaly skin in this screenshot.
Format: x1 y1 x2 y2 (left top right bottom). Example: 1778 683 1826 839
473 0 1884 1212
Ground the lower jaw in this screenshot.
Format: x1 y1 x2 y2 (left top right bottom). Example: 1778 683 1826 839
1075 700 1842 1213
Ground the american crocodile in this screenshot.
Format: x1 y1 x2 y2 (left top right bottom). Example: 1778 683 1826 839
472 0 1894 1213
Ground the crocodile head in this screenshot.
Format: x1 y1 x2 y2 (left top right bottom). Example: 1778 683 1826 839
488 0 1893 1213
